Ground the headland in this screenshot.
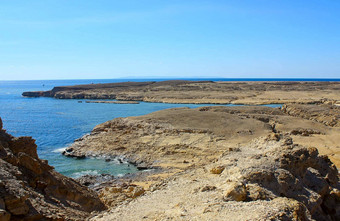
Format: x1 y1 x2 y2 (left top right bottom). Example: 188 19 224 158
23 80 340 105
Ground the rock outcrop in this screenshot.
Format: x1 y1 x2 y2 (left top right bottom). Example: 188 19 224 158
63 105 340 168
63 106 279 169
282 104 340 127
0 117 106 220
99 183 145 207
75 174 115 188
92 135 340 221
23 80 340 105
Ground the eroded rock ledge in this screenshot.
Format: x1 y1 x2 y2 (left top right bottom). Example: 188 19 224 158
62 106 340 220
63 106 281 168
95 136 340 220
282 104 340 127
0 118 106 221
23 80 340 105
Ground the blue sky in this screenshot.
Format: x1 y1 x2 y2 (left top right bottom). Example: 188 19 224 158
0 0 339 80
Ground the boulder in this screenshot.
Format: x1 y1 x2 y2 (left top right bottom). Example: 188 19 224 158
210 166 225 174
128 186 145 198
223 182 247 202
99 184 145 207
4 195 29 215
76 174 115 187
9 136 38 159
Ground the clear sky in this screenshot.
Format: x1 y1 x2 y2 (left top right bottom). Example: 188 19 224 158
1 0 340 80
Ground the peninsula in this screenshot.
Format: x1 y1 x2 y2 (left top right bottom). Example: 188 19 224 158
23 80 340 105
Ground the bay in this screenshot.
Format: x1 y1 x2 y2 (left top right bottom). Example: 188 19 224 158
0 78 283 178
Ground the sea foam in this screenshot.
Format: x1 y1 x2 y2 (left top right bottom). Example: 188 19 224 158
52 147 66 153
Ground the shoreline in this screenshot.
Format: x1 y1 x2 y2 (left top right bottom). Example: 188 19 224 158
12 80 340 220
22 80 340 105
59 105 340 220
63 104 340 168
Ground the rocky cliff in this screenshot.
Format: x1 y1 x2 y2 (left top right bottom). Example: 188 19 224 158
0 118 106 221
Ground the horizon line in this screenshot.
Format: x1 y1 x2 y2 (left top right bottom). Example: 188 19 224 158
1 77 340 82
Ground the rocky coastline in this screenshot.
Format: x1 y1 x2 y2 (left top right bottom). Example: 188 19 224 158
0 118 106 220
61 105 340 220
14 81 340 220
84 100 139 104
22 80 340 105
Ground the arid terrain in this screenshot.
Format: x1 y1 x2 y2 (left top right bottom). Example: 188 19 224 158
14 80 340 220
23 80 340 105
64 104 340 220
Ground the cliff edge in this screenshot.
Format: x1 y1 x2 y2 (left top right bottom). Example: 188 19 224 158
0 118 106 221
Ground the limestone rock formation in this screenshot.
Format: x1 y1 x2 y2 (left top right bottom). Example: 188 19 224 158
0 117 106 220
282 104 340 127
99 183 145 207
92 136 340 221
62 105 340 168
62 106 277 169
58 106 340 220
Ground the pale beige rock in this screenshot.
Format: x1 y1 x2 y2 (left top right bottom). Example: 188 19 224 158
282 104 340 127
91 135 338 221
56 105 340 220
223 182 247 201
99 184 145 207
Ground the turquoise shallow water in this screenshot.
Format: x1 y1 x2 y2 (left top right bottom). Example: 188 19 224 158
0 79 281 178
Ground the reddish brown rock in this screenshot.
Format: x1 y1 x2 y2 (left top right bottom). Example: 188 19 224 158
0 117 106 220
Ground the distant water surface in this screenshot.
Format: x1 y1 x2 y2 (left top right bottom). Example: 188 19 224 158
0 78 315 177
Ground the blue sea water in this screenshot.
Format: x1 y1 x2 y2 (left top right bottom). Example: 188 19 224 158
0 78 327 178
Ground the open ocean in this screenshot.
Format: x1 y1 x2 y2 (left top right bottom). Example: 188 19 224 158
0 78 336 178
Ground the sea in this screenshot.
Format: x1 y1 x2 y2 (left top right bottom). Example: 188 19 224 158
0 78 337 178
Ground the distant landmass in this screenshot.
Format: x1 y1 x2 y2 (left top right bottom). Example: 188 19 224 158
23 80 340 105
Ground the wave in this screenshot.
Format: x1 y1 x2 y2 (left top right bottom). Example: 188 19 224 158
52 147 66 153
71 170 99 178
